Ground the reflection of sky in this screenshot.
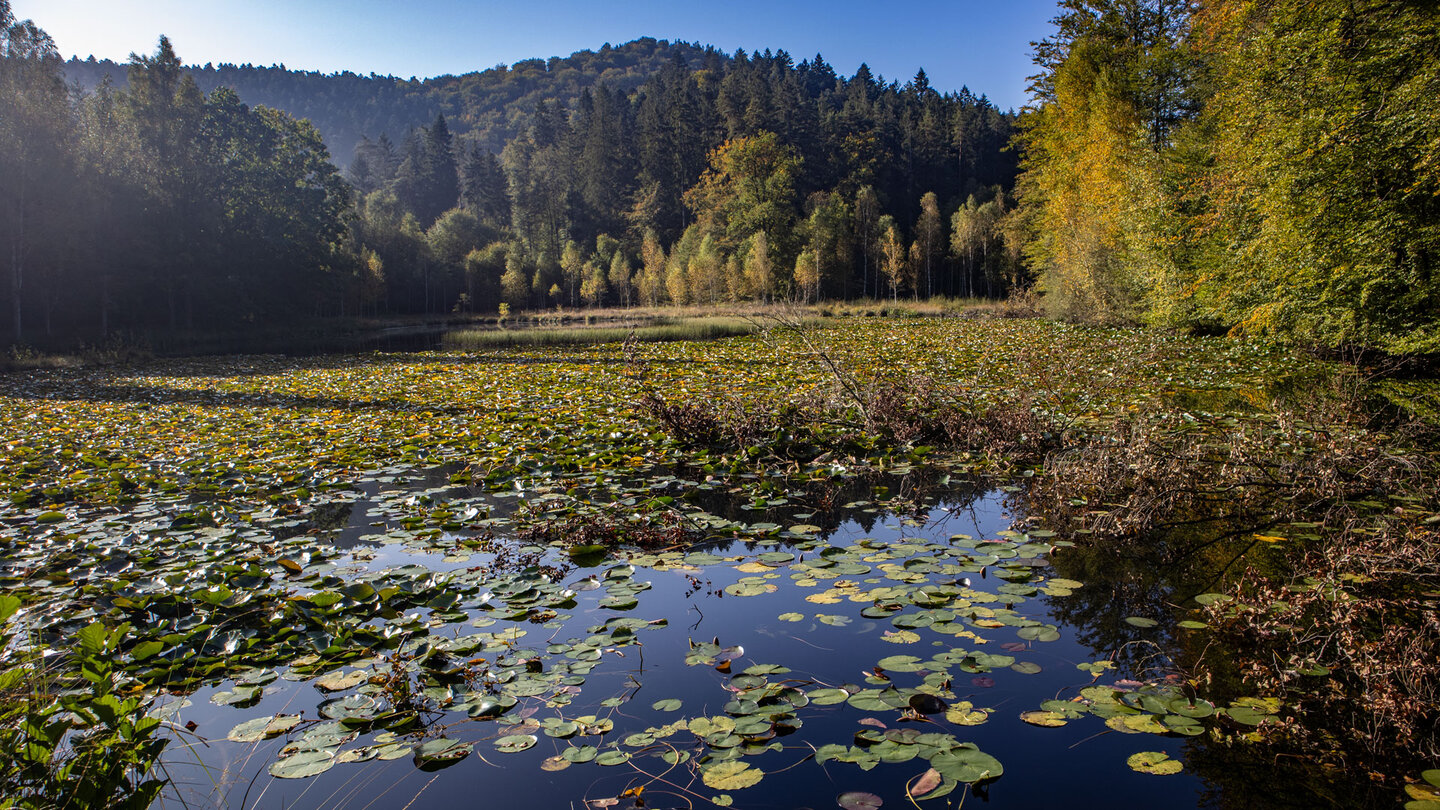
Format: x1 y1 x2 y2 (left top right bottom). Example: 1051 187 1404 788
15 0 1056 110
157 484 1204 809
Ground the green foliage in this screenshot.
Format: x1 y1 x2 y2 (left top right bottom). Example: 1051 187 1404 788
2 31 352 342
684 132 803 258
1018 0 1440 353
1192 0 1440 352
11 32 1029 335
0 619 167 809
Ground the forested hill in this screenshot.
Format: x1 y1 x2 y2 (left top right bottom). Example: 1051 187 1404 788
15 27 1022 344
61 39 732 166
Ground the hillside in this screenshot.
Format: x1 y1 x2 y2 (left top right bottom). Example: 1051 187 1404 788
61 38 725 166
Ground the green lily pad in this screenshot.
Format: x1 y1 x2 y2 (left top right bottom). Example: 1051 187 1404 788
494 734 538 753
837 791 882 810
562 745 598 763
595 749 631 766
1020 710 1068 727
809 688 852 705
1127 751 1183 775
269 749 334 779
415 737 472 769
703 761 765 790
227 714 302 743
929 744 1003 783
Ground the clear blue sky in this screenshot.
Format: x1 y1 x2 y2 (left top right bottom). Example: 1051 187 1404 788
16 0 1058 111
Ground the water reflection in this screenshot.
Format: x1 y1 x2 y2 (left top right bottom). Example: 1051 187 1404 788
145 469 1391 810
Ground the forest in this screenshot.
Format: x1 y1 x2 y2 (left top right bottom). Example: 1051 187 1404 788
2 0 1437 353
2 13 1018 345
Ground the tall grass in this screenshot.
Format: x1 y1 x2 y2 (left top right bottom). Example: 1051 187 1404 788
442 317 756 349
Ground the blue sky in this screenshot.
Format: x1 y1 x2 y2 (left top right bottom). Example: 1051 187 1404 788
17 0 1058 111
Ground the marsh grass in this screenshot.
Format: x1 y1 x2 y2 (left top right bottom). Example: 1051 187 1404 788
442 316 757 349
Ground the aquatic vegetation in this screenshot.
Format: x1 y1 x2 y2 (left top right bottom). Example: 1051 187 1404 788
0 317 1433 808
442 317 757 349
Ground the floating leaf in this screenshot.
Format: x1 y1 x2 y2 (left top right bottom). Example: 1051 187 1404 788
415 737 472 768
562 745 598 763
269 749 334 779
314 670 367 692
227 714 302 743
1127 751 1183 775
1020 710 1068 728
1124 616 1159 628
908 694 949 715
910 768 944 799
837 791 883 810
702 761 765 790
809 688 852 705
595 750 632 766
928 744 1003 783
945 704 989 726
494 734 538 753
651 698 682 712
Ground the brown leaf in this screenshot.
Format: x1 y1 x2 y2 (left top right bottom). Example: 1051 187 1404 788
911 767 943 797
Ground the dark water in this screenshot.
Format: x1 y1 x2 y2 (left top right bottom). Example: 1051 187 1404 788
149 476 1221 810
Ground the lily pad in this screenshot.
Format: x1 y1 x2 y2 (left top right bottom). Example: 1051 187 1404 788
1127 751 1183 775
269 749 334 779
415 737 472 769
837 791 883 810
703 761 765 790
494 734 538 753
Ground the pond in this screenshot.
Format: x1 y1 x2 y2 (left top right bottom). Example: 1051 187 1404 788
1 319 1429 809
97 467 1222 810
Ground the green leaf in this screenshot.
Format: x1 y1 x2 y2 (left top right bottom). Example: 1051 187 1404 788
269 749 334 779
415 737 472 769
494 734 537 753
1127 751 1183 775
595 749 631 766
131 640 164 661
837 791 883 810
702 761 765 790
0 595 22 624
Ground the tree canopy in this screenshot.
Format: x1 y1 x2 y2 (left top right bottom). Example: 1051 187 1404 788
1015 0 1440 353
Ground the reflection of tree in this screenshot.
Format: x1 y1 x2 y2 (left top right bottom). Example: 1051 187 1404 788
1041 533 1185 679
670 469 991 548
1022 493 1408 810
1184 738 1397 810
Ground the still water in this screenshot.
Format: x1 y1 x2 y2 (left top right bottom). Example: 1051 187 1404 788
150 471 1215 809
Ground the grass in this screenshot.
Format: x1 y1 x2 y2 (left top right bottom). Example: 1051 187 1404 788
442 316 757 348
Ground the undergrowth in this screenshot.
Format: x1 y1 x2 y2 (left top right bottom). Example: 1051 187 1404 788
630 316 1440 784
1025 366 1440 779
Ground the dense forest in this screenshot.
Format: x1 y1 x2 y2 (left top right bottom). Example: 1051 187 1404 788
2 9 1020 345
59 39 726 165
3 0 1437 353
1018 0 1440 353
